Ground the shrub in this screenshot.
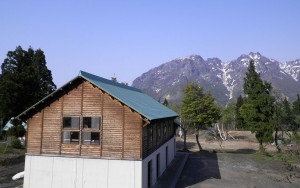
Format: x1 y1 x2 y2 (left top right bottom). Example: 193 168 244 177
7 125 26 138
11 137 22 149
291 132 300 144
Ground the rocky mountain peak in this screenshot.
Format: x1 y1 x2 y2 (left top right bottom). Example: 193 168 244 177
176 54 204 62
132 53 300 106
249 52 262 60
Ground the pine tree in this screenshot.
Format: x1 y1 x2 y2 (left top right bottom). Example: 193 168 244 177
181 83 220 150
0 46 56 123
293 95 300 113
273 97 295 152
240 60 275 152
292 94 300 130
235 95 245 130
163 98 169 107
273 100 283 152
281 98 294 131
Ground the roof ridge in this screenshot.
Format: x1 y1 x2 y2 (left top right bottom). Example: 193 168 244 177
79 70 142 93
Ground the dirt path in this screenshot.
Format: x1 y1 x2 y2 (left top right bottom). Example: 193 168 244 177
176 152 300 188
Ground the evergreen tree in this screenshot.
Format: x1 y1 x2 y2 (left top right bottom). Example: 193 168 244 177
240 60 275 152
181 83 220 150
0 46 56 123
293 95 300 113
273 100 283 152
281 98 295 131
292 94 300 130
273 97 294 152
170 103 181 114
163 98 169 107
235 95 245 130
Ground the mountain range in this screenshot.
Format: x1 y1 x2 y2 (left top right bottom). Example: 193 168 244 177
132 52 300 106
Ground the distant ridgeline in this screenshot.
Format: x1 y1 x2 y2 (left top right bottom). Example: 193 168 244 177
132 52 300 106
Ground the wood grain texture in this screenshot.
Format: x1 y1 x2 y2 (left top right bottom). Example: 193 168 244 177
27 112 43 154
124 106 141 159
62 85 82 115
26 81 175 160
102 93 123 158
82 82 102 116
41 99 62 154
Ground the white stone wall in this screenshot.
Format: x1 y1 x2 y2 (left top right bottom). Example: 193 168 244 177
23 137 175 188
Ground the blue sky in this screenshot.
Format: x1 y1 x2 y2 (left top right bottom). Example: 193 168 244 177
1 1 299 87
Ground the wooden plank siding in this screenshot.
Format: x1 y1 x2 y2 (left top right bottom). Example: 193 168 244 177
102 94 123 158
142 119 175 159
62 84 82 116
42 99 61 154
26 81 143 159
123 107 141 159
27 112 43 153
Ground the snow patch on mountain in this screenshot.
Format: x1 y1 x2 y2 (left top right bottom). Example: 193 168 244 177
222 65 234 99
176 54 202 61
280 60 300 81
172 79 180 86
132 52 300 105
249 52 261 60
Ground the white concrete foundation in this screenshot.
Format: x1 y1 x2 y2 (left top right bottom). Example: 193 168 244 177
142 136 176 187
24 137 175 188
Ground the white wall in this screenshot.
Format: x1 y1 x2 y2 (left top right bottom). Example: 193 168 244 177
24 137 176 188
24 155 142 188
141 137 176 188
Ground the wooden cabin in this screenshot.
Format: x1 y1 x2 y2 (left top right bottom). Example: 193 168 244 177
17 71 178 188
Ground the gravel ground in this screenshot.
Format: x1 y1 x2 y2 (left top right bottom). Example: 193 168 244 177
176 152 300 188
176 131 300 188
0 162 24 188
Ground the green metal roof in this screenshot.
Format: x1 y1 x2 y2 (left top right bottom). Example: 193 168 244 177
17 71 178 121
79 71 178 120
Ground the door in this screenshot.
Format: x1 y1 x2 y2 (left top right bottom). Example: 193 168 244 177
148 160 152 187
156 153 160 177
166 146 168 167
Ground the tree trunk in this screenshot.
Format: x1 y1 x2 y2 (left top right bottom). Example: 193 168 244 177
274 128 281 153
183 129 187 151
259 139 264 153
225 123 229 140
233 119 236 131
195 129 203 151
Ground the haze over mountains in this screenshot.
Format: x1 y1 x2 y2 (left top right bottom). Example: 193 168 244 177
132 52 300 106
